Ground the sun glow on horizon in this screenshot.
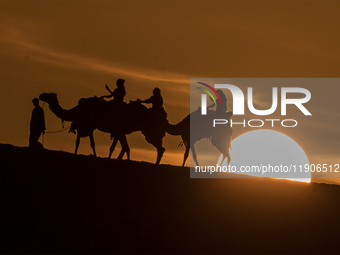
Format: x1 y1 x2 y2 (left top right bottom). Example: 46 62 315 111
221 130 311 183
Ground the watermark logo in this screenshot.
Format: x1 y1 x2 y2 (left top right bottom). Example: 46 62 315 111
196 82 312 128
189 78 340 181
196 82 222 115
198 83 312 116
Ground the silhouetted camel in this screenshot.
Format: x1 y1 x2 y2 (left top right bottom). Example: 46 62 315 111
39 93 166 164
166 110 233 167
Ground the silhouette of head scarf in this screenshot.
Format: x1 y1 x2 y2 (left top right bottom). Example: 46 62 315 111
153 87 161 95
32 98 39 106
216 90 227 102
116 78 125 88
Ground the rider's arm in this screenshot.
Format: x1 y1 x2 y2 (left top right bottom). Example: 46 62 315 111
101 84 114 98
105 84 113 94
141 96 153 104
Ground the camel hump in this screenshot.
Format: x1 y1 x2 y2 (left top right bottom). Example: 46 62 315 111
77 96 107 112
78 96 104 106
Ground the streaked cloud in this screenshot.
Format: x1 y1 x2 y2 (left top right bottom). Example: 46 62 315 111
0 24 190 92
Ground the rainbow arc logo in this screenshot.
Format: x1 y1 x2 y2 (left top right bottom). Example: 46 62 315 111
196 82 222 106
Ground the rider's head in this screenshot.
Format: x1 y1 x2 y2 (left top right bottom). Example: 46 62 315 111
116 78 125 88
216 89 226 100
153 87 161 95
32 98 39 106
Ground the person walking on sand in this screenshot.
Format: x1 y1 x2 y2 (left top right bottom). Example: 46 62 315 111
29 98 46 149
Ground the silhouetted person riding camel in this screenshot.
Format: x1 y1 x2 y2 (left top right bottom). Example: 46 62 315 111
139 87 163 108
138 87 167 118
207 89 227 114
166 89 233 167
101 78 130 159
134 87 167 158
29 98 46 150
138 87 168 133
101 78 126 105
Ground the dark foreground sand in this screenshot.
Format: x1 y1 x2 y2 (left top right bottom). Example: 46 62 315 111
1 143 340 254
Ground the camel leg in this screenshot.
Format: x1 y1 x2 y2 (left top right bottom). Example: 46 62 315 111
225 149 231 167
156 146 165 165
182 142 190 167
109 137 119 158
89 133 97 157
191 142 199 166
218 151 231 166
126 145 130 160
220 155 227 166
216 142 231 166
151 138 165 165
144 134 165 165
75 133 80 155
117 135 130 160
223 139 232 166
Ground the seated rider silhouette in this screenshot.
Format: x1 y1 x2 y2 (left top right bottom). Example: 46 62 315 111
101 78 128 152
139 87 163 108
101 78 126 106
138 87 167 134
207 89 227 114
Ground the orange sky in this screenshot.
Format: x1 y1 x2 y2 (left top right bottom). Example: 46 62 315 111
0 1 339 182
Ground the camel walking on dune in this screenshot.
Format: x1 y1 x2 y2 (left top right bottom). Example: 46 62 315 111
166 110 233 167
39 93 167 165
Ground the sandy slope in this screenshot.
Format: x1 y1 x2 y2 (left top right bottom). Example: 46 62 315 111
1 143 340 254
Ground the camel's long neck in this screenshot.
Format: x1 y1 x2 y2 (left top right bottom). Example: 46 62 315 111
49 102 76 121
166 121 183 136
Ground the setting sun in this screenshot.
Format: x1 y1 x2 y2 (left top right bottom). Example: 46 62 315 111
221 130 311 183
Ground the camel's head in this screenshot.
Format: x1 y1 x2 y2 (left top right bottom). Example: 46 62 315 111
39 93 58 104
